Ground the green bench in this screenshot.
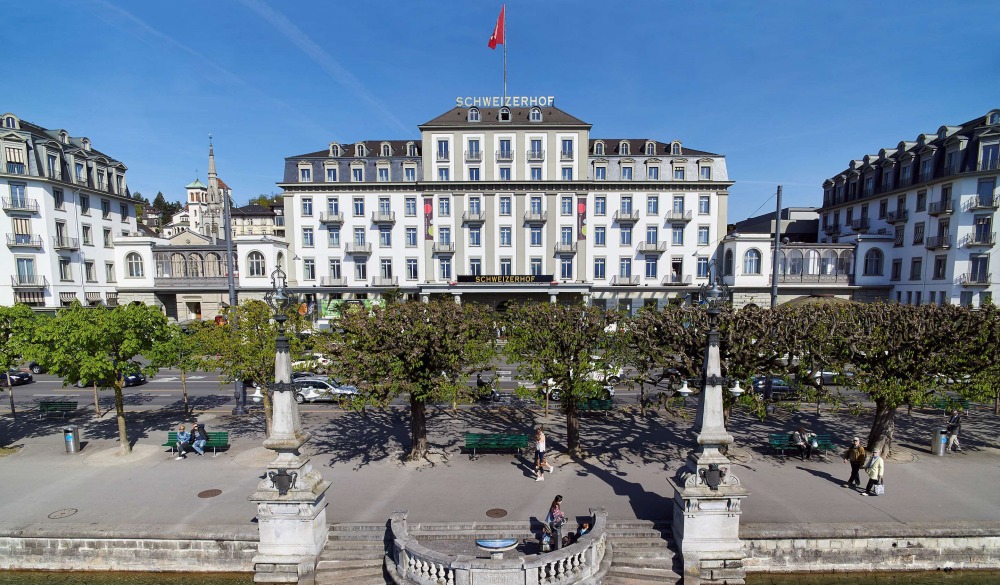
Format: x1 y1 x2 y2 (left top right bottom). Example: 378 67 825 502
578 399 613 413
768 433 836 458
162 431 231 456
38 400 78 418
464 432 529 459
930 397 970 413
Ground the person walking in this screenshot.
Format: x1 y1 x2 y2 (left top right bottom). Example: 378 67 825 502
842 437 867 489
791 426 816 461
175 424 191 460
534 426 554 481
861 449 884 496
946 410 962 452
545 495 566 550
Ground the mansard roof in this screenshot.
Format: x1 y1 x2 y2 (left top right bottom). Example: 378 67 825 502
291 139 419 159
589 138 719 157
420 106 590 128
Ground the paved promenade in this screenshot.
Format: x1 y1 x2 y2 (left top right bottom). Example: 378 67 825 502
0 399 998 536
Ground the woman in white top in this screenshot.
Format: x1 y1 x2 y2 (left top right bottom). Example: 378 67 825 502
534 426 554 481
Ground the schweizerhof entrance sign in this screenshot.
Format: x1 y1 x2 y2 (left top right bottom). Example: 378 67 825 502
456 96 555 108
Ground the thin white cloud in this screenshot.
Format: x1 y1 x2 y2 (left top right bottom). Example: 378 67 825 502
238 0 410 135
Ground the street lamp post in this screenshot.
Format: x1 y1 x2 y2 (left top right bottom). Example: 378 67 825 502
667 263 749 585
249 266 330 585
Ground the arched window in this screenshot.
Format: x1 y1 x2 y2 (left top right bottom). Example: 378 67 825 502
724 249 734 276
671 141 681 155
594 142 605 155
499 107 511 122
804 250 820 275
863 249 883 276
821 250 838 275
839 250 855 275
743 249 762 274
380 143 391 157
170 253 187 277
126 253 144 278
989 112 1000 125
529 107 542 122
468 107 480 122
248 251 266 277
645 142 655 155
154 252 170 277
355 143 366 157
787 250 804 275
4 116 15 129
329 143 341 157
188 253 203 278
205 253 222 277
620 141 630 156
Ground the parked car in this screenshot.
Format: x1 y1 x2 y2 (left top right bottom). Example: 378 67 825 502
2 368 33 385
75 372 147 388
293 377 357 404
813 370 854 385
751 375 797 399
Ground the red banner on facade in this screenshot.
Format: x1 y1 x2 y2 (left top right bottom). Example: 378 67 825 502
577 197 587 240
424 197 434 240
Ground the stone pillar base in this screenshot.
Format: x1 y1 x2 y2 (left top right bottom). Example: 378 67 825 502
252 553 317 584
668 475 748 585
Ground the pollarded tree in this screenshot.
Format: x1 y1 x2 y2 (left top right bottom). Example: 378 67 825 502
25 303 170 454
951 303 1000 415
327 299 497 461
625 305 707 415
148 321 213 416
0 304 40 419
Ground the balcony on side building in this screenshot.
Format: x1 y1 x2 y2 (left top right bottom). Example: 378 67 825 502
928 199 954 216
560 150 574 161
637 241 667 254
959 232 996 248
613 210 639 223
345 242 372 254
925 235 951 250
663 210 692 223
849 218 871 233
822 224 840 235
371 211 396 224
526 150 544 162
2 197 40 213
978 159 999 172
964 195 999 212
319 212 344 224
52 236 80 250
886 209 909 224
371 276 398 287
958 272 991 286
320 276 346 286
435 151 450 162
553 242 578 254
465 150 483 163
10 275 48 288
610 275 639 286
523 210 547 223
6 234 43 248
496 150 514 162
432 242 455 254
661 274 692 286
462 211 485 223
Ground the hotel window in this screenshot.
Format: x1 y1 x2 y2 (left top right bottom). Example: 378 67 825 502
621 166 633 180
84 261 96 283
406 258 418 280
648 166 659 180
439 227 451 245
530 196 542 215
124 254 142 279
620 142 630 156
500 258 512 276
468 139 480 159
46 154 57 178
379 197 391 216
698 195 710 215
105 262 115 283
645 142 656 156
379 227 392 247
647 196 659 215
530 257 542 275
329 259 342 280
595 196 606 216
326 167 338 181
353 197 364 216
54 189 64 210
500 139 512 159
302 197 313 216
439 196 451 217
499 226 512 246
300 167 312 181
327 197 339 215
530 139 542 158
355 258 368 280
500 196 511 215
405 197 416 216
103 227 112 248
673 195 685 213
933 256 946 279
672 224 684 245
595 166 606 180
878 199 888 219
561 167 573 181
302 227 314 247
916 190 926 211
120 203 129 220
530 226 542 246
561 139 574 159
404 167 416 181
353 227 366 245
594 226 606 246
500 167 511 181
673 167 685 180
697 225 710 245
82 225 92 245
594 142 604 155
352 168 363 182
405 227 417 247
560 257 573 279
328 226 341 247
437 140 449 160
645 256 658 278
380 258 392 279
438 168 449 181
469 258 482 276
75 162 84 182
863 249 883 276
101 199 111 218
248 252 266 276
530 167 542 180
743 249 761 274
561 196 573 215
697 256 710 278
913 222 925 245
468 107 480 122
619 258 632 278
469 196 481 215
469 225 481 247
561 226 573 245
890 259 902 281
621 196 633 215
530 107 542 122
594 257 606 279
910 258 922 280
982 142 999 169
378 167 389 182
646 225 658 243
303 259 316 281
469 167 480 181
620 225 632 245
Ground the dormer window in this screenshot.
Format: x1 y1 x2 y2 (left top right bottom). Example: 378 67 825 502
938 128 947 140
380 143 391 157
355 143 367 157
468 107 480 122
3 116 15 129
499 107 511 122
671 141 682 155
645 142 656 156
594 141 605 155
988 112 1000 126
619 141 630 156
59 131 69 144
329 143 341 157
406 142 417 157
82 138 91 151
529 107 542 122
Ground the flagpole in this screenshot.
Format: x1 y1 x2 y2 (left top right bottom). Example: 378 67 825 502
502 5 507 105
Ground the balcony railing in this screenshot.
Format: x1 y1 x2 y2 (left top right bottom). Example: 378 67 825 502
925 235 951 250
318 212 344 223
918 170 934 183
11 275 48 288
462 211 485 223
958 272 991 286
553 242 578 254
52 236 80 250
464 150 482 162
320 276 346 286
345 242 372 254
2 197 39 212
850 218 871 232
637 241 667 253
613 210 639 222
661 274 692 286
371 211 396 224
610 275 639 286
776 272 853 284
959 232 996 248
153 276 229 288
942 163 962 176
886 209 909 223
372 276 398 287
526 150 544 162
928 199 954 216
6 234 43 248
965 195 999 212
432 242 455 254
978 159 1000 172
435 151 449 162
822 224 840 235
560 151 574 161
496 150 514 162
664 210 692 222
523 210 547 223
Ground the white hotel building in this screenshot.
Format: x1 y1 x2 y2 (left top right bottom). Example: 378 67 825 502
278 104 731 320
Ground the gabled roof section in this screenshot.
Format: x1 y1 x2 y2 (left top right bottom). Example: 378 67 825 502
420 107 591 129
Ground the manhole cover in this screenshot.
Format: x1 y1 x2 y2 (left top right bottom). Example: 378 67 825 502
198 489 223 499
486 508 507 518
48 508 78 519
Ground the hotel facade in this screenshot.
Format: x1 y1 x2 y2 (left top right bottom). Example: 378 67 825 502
278 103 732 323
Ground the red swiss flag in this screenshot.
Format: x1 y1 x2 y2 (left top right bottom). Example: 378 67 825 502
488 5 505 49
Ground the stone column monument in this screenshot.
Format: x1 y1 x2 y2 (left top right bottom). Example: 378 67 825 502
250 267 331 584
667 270 749 585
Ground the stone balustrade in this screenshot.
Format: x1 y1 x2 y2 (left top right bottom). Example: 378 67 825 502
389 508 609 585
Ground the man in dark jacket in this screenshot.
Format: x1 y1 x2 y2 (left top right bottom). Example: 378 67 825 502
947 410 962 452
842 437 867 489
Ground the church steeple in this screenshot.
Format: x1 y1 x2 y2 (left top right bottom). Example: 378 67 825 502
207 134 219 204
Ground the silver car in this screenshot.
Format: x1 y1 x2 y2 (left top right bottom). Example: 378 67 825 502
293 377 358 404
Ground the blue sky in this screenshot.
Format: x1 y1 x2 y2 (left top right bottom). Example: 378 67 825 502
6 1 999 221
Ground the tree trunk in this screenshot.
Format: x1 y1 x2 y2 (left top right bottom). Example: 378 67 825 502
994 391 999 416
6 379 14 418
262 391 272 437
114 382 131 454
92 382 101 418
407 394 428 460
181 369 189 416
566 401 581 457
867 400 896 456
638 380 646 417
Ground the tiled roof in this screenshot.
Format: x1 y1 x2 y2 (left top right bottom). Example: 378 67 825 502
420 106 590 128
217 178 230 190
291 139 420 159
232 203 275 216
589 139 719 157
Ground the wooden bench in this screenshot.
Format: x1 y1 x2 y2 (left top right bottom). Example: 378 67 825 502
162 431 231 456
464 432 529 459
38 400 78 418
578 399 613 413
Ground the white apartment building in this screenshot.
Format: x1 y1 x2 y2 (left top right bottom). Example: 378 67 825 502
279 103 731 324
1 113 138 309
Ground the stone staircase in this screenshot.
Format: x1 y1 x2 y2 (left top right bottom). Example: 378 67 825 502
314 520 680 585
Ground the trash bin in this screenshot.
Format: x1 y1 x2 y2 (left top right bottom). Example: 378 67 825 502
551 523 564 551
63 426 80 454
931 427 948 456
